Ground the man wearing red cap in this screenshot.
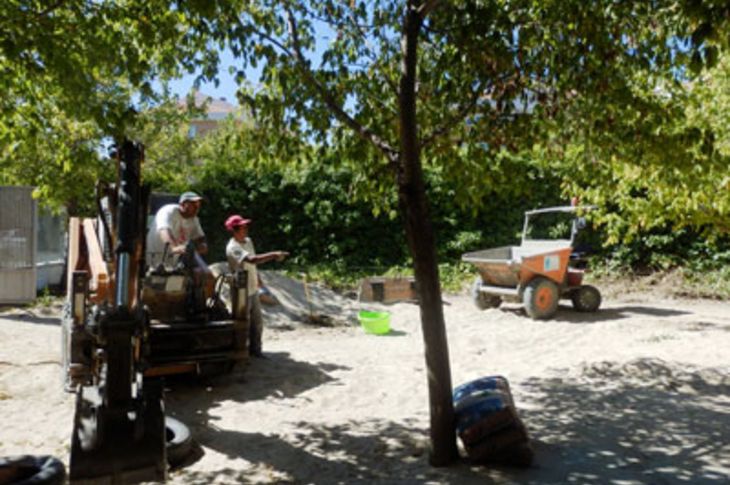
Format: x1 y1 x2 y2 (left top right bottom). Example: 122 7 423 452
225 214 288 358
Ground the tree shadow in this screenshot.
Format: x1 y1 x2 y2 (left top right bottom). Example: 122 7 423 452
496 303 690 323
681 321 730 332
0 311 60 327
165 357 730 484
518 357 730 484
162 352 527 484
164 351 350 413
550 305 690 323
165 419 521 485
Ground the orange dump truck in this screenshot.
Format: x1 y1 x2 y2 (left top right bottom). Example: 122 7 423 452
462 206 601 320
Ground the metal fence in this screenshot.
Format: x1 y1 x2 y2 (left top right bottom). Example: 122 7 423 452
0 186 37 303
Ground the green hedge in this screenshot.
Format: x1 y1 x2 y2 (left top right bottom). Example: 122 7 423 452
190 158 565 274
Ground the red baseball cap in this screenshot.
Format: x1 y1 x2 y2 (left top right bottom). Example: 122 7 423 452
224 214 251 232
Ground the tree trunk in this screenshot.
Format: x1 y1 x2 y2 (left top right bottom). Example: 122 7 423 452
396 1 458 466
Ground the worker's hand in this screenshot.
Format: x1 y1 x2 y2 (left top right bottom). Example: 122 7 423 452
171 244 187 255
276 251 289 262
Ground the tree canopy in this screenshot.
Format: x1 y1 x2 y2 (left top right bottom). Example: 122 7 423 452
0 0 238 209
218 1 729 228
2 1 728 227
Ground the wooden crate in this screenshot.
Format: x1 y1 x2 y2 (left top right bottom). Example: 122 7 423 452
358 277 418 303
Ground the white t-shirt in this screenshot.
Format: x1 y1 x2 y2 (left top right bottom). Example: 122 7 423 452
226 237 257 295
146 204 205 267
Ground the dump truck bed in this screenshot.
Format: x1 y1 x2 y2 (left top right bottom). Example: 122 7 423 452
462 246 521 287
462 243 573 288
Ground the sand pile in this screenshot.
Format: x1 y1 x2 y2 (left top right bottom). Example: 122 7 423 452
257 270 367 328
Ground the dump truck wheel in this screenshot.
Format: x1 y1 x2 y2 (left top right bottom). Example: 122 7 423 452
471 277 501 310
0 455 66 485
166 416 193 467
523 277 559 319
571 285 601 312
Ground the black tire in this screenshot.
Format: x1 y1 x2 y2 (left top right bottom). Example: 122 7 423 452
523 277 559 320
165 416 193 467
471 277 501 310
74 387 102 452
571 285 601 312
0 455 66 485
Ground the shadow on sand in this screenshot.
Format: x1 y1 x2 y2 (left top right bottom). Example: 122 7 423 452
497 303 690 324
164 354 729 484
551 304 690 323
519 357 730 484
164 351 349 408
0 310 60 327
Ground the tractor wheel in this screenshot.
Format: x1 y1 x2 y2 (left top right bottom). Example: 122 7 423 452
165 416 193 467
571 285 601 312
0 455 66 485
74 387 102 452
523 277 559 320
471 277 501 310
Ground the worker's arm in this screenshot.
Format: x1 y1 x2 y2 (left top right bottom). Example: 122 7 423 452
158 228 186 255
243 251 289 265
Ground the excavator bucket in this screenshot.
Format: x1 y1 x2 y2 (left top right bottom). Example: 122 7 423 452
69 379 166 484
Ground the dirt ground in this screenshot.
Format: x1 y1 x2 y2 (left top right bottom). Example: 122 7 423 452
1 272 729 484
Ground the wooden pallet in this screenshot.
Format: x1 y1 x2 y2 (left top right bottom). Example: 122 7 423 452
358 276 418 303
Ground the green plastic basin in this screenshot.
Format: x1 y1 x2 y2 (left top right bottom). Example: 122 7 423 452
358 310 391 335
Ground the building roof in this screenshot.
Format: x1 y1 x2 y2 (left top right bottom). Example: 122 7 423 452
178 90 239 120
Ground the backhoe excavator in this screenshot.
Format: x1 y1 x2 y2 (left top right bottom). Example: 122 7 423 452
61 140 250 483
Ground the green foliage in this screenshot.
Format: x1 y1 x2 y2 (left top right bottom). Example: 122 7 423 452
133 111 567 278
0 1 245 211
545 51 730 244
599 227 730 273
0 1 244 130
680 266 730 299
3 0 730 296
130 100 203 192
217 1 729 214
438 262 475 294
192 143 412 269
0 99 110 214
34 287 54 308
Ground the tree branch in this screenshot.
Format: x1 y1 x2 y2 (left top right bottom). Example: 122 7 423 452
421 82 484 148
285 7 398 160
417 0 441 18
251 28 293 58
37 1 67 19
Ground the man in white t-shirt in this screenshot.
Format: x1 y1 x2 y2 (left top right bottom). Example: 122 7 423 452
224 214 288 357
146 191 208 268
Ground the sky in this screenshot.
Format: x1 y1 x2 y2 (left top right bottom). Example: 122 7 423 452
161 17 334 106
163 49 247 105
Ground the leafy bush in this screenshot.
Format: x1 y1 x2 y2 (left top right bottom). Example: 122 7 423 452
137 111 730 295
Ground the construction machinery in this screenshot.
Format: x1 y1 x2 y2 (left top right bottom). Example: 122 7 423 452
61 140 250 483
462 205 601 320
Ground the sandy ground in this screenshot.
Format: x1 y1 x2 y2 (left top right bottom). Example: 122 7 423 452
1 271 729 484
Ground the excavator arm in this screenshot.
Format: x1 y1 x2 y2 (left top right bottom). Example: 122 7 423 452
62 139 251 484
63 140 166 484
